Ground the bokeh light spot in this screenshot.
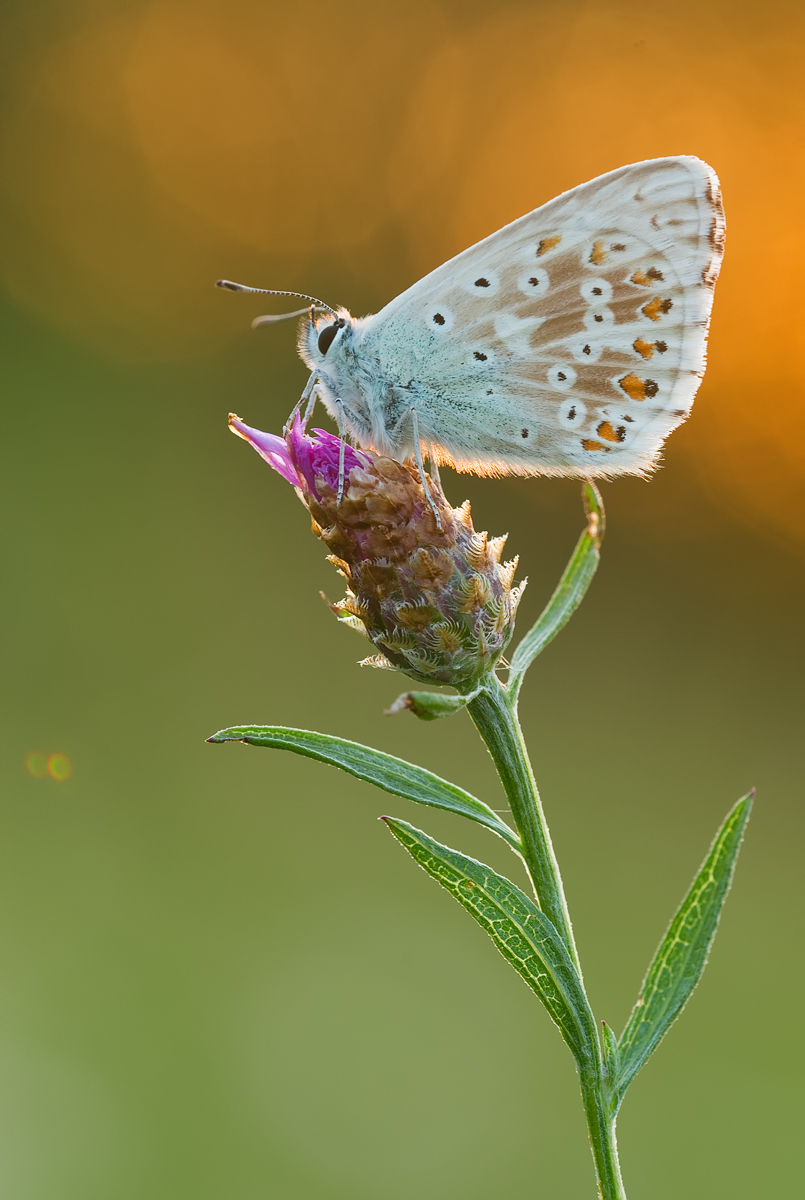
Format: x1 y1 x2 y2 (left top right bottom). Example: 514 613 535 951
26 752 48 778
47 753 72 781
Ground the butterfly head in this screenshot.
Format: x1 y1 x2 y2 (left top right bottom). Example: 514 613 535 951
299 307 381 449
301 307 355 373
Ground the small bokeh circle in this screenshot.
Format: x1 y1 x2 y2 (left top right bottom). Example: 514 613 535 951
26 752 72 781
26 752 48 778
47 753 72 781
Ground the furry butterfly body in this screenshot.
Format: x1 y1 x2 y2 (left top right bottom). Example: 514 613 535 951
291 156 724 479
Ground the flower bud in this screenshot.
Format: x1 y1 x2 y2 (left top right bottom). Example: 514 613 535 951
229 414 526 691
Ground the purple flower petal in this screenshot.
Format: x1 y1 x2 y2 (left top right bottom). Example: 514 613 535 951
231 411 372 496
230 412 372 501
228 414 301 488
287 416 320 495
305 425 369 495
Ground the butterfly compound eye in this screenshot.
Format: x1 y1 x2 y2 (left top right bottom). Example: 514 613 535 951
317 318 345 356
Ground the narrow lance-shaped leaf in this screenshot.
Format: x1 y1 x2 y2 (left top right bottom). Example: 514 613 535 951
616 792 753 1102
601 1021 620 1092
207 725 520 850
383 816 598 1069
509 481 604 701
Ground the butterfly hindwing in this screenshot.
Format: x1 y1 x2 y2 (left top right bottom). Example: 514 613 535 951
359 156 724 477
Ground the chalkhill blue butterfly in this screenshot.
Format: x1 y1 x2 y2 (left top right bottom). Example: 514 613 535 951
219 156 725 502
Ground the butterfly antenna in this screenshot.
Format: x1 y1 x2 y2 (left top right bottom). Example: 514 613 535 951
251 306 316 328
216 280 338 318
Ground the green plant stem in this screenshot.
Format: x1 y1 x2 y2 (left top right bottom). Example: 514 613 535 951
579 1072 627 1200
467 674 580 972
468 673 627 1200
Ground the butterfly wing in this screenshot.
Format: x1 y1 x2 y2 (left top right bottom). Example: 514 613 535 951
358 156 725 477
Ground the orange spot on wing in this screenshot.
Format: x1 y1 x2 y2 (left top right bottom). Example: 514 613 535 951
630 266 664 287
596 420 625 443
536 235 561 256
633 337 654 359
582 439 610 452
589 240 608 265
642 296 673 321
620 374 659 401
619 373 647 401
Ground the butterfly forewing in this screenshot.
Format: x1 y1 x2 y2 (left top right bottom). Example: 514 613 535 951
362 156 724 477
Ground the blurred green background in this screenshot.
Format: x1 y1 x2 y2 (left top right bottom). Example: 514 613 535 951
1 1 803 1197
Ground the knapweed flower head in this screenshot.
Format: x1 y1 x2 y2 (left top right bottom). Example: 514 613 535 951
229 414 526 691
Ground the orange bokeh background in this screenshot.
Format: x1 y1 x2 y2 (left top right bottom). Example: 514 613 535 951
2 0 804 542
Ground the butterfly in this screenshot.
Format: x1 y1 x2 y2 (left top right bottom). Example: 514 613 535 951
218 155 724 494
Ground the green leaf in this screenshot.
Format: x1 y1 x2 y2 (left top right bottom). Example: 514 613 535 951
508 481 603 701
383 816 598 1068
616 792 753 1101
207 725 520 850
601 1021 620 1097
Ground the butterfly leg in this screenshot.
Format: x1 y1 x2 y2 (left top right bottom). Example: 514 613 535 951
428 453 442 489
335 398 348 505
411 410 442 530
301 380 321 427
283 370 318 434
